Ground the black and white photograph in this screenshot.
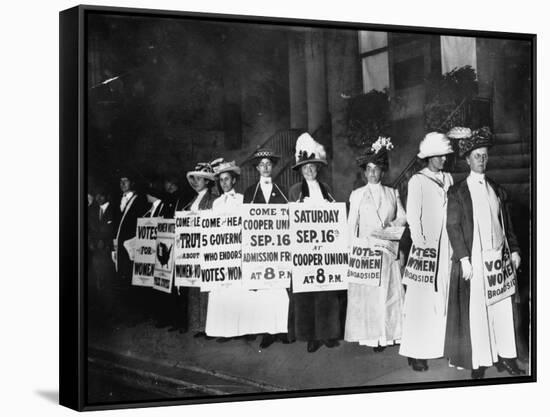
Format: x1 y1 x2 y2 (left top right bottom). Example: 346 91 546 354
57 2 537 412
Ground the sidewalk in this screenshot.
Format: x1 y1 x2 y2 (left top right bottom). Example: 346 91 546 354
87 312 529 402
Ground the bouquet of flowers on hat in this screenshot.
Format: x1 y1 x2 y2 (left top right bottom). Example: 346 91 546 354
370 136 394 153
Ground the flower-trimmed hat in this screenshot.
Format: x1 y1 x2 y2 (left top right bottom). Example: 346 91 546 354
250 147 281 166
292 132 328 170
456 126 493 157
213 159 241 177
417 132 453 159
186 160 217 183
356 136 394 170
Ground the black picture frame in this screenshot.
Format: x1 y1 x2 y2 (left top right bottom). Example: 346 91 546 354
60 4 536 411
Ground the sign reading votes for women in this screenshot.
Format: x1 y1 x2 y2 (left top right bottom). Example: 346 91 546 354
199 212 242 292
402 243 439 289
241 205 292 290
132 217 158 287
347 237 383 286
174 212 202 288
289 202 348 293
483 245 516 306
153 218 175 293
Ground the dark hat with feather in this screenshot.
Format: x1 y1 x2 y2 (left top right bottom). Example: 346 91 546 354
356 136 394 170
453 126 493 158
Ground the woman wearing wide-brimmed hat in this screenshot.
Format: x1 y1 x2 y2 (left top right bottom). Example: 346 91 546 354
287 133 346 353
242 147 290 349
344 137 407 350
205 159 251 341
243 148 288 204
399 132 454 372
182 161 218 338
445 127 525 379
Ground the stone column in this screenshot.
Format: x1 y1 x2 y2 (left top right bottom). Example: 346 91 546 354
288 32 307 130
304 29 330 145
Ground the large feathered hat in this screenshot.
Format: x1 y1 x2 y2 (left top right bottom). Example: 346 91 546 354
292 132 328 170
213 159 241 177
186 159 218 183
452 126 493 157
356 136 394 170
417 132 453 159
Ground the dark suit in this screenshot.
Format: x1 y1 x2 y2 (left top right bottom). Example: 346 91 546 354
113 192 150 281
243 181 288 204
445 177 520 369
158 192 185 218
89 203 116 314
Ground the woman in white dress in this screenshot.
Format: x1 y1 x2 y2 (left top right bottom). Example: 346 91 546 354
399 132 454 371
345 137 407 351
205 160 250 341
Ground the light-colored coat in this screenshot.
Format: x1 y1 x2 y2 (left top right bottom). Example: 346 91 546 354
399 168 453 359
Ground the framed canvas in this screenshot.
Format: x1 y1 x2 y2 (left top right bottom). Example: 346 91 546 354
59 4 536 411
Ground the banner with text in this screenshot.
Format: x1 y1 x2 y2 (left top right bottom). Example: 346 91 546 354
241 205 292 290
483 245 516 306
199 212 243 291
289 202 348 293
402 243 440 289
132 217 158 287
153 219 175 293
347 237 383 286
174 212 202 288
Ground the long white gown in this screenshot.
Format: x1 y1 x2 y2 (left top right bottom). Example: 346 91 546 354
400 168 453 359
205 190 288 337
344 183 406 346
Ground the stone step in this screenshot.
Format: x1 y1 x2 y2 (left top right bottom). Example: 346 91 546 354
491 142 532 156
494 132 522 144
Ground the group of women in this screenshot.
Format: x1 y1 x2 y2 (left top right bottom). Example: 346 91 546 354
180 129 525 380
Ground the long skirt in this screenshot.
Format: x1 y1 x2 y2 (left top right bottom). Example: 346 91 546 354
344 252 404 346
288 291 346 342
469 227 516 368
399 233 451 359
206 288 289 336
187 287 209 333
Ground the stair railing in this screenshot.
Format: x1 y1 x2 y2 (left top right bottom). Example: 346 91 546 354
236 129 304 194
391 98 468 203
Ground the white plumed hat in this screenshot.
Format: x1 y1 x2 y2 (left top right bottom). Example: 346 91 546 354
292 132 328 170
417 132 453 159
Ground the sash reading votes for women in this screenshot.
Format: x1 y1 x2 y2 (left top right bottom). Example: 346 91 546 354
402 241 440 290
347 237 383 287
482 241 516 306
